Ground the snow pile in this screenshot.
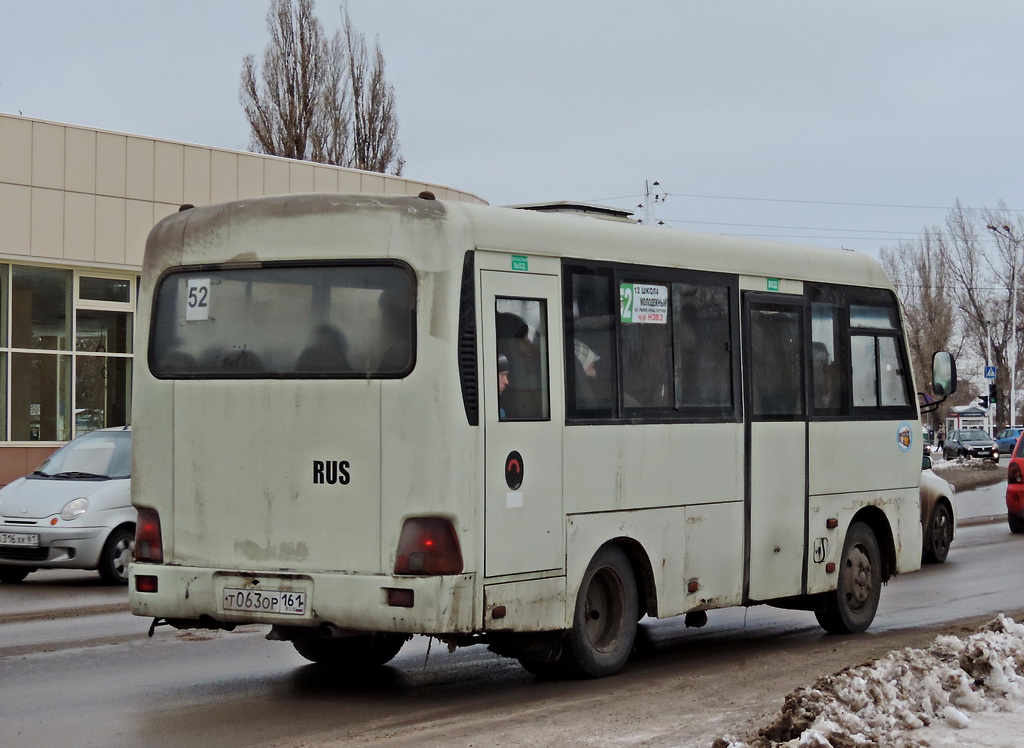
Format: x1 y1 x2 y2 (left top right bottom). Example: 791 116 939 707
714 615 1024 748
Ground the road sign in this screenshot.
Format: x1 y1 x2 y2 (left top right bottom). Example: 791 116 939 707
985 365 997 379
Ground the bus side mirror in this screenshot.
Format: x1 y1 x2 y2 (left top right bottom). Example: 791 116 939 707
932 351 957 397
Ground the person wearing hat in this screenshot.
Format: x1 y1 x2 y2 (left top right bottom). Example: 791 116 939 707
497 353 510 419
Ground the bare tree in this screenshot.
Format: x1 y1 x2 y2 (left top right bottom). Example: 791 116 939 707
879 227 961 427
342 3 404 174
240 0 402 175
886 200 1024 427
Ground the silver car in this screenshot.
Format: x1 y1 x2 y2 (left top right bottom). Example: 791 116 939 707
0 426 133 584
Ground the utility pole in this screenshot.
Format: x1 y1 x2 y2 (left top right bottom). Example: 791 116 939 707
637 180 667 227
987 224 1021 428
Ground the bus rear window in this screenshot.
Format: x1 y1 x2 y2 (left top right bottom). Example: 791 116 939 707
150 263 414 378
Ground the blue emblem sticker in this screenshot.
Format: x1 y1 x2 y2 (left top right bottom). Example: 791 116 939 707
896 422 913 452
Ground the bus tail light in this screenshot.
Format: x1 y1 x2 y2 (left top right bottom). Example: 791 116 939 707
394 517 463 575
135 507 164 563
1010 463 1023 485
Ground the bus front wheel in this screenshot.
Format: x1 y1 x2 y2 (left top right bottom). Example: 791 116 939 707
815 521 881 635
291 633 408 668
558 545 638 678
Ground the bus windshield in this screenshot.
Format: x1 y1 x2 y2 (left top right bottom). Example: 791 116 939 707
150 263 415 378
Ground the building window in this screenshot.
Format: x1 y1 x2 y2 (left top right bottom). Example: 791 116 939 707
0 265 136 442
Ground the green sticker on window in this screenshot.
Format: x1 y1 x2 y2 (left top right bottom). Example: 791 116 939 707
766 278 780 292
511 255 528 272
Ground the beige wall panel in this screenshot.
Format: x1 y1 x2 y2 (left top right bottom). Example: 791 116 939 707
361 173 385 194
403 180 431 196
95 196 127 265
32 122 65 190
126 137 155 201
154 202 178 226
0 116 32 185
30 187 64 258
313 166 338 194
64 192 96 261
65 128 97 194
154 141 185 205
0 183 31 253
96 132 127 197
337 169 361 193
237 154 265 199
183 146 211 205
264 158 290 195
289 162 315 193
383 177 405 195
125 199 154 267
210 150 238 203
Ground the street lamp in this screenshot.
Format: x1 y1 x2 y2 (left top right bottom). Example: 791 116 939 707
987 224 1021 428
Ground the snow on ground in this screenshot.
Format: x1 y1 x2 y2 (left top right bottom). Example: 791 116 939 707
714 615 1024 748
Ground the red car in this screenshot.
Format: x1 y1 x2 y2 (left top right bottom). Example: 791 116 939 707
1005 437 1024 533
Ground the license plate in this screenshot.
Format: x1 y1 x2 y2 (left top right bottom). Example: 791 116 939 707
222 587 306 616
0 532 39 547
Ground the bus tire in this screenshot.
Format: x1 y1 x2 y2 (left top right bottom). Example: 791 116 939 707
815 521 881 634
292 633 408 668
559 545 638 678
922 503 953 564
1009 512 1024 535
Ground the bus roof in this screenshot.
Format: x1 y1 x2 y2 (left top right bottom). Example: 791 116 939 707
146 193 894 292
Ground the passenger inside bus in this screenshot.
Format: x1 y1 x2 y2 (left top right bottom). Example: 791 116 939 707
496 311 544 419
296 324 350 373
497 353 510 420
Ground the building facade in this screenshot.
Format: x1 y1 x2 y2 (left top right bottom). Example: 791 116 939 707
0 113 484 484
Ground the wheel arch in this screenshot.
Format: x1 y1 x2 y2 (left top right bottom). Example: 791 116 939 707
850 506 896 582
605 537 657 619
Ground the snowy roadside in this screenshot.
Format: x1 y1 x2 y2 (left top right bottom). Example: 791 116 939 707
714 615 1024 748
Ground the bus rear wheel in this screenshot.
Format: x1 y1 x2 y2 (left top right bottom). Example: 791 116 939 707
815 521 881 634
291 633 408 668
558 545 638 678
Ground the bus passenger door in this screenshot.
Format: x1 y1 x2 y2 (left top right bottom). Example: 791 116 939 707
743 294 808 602
481 271 564 578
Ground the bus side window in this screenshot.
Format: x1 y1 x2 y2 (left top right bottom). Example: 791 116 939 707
566 270 615 418
850 303 911 409
749 308 804 417
495 299 550 421
811 301 846 414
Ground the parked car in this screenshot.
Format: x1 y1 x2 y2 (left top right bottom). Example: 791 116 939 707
1006 436 1024 534
0 426 133 584
994 427 1024 456
920 455 956 563
942 428 999 461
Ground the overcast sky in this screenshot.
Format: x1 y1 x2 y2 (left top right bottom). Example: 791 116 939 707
3 1 1023 257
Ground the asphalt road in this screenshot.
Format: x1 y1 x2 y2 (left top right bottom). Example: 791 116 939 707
1 482 1020 748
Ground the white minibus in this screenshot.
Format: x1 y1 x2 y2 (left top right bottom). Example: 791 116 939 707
129 193 955 677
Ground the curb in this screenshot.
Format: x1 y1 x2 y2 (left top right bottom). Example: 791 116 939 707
0 601 130 625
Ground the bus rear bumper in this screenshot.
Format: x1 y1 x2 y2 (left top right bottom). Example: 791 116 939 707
128 563 477 634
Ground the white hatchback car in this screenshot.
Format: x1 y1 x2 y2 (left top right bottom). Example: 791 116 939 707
0 426 133 584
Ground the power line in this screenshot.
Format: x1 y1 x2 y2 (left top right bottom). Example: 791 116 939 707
664 218 923 235
589 191 1024 213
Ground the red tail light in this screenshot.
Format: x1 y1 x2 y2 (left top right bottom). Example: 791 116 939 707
394 517 463 575
135 507 164 563
1009 462 1023 485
